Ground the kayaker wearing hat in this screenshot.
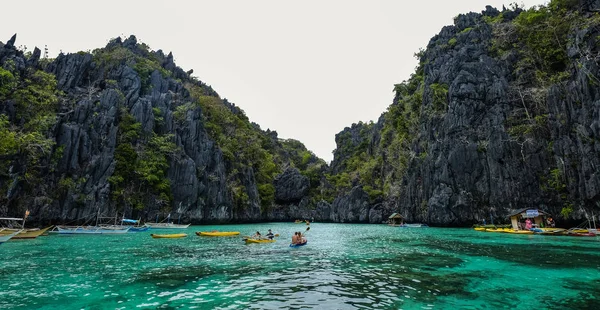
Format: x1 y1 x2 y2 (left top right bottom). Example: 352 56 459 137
266 229 274 240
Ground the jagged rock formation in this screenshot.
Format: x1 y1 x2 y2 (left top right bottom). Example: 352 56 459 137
3 0 598 226
274 167 309 203
328 0 600 226
0 35 327 224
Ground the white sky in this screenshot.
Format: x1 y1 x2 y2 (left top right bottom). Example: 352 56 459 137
1 0 547 162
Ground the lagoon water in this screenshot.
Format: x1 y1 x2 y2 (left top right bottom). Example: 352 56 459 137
1 223 599 309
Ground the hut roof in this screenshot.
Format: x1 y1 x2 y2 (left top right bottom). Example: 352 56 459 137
388 213 403 219
508 208 551 218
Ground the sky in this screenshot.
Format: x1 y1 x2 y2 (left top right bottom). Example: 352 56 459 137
1 0 547 162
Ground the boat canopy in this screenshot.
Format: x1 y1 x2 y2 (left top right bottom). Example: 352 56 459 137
508 208 551 219
122 219 139 224
388 213 403 219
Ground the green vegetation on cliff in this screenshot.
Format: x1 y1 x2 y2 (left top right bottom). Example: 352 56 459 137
0 64 60 204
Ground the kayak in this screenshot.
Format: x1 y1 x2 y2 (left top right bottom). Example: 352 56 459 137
151 233 187 239
245 238 275 244
196 231 240 237
290 241 307 247
484 228 511 233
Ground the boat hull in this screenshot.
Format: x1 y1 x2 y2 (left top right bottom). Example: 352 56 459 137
128 227 150 232
196 231 240 237
0 230 22 243
151 233 187 239
51 226 130 234
0 226 53 239
145 223 190 229
399 224 428 228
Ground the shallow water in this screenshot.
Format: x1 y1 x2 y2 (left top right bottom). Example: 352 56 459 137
1 223 599 309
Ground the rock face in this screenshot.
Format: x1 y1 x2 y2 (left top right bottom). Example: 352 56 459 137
274 167 309 203
4 2 597 227
0 35 320 224
328 1 600 226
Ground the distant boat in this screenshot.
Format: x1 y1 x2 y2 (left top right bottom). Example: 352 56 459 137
1 213 54 240
0 229 22 244
146 213 189 229
0 226 53 239
120 218 149 232
145 222 190 229
399 223 429 228
50 225 130 234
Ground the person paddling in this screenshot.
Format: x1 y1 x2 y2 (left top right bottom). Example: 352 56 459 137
266 229 274 240
300 228 308 243
291 232 299 244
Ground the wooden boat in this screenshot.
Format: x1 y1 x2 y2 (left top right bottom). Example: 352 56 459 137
145 223 190 229
0 230 22 244
0 226 53 239
196 231 240 237
245 238 275 244
151 233 187 239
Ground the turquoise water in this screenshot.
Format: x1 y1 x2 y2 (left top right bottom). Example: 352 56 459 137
1 223 599 309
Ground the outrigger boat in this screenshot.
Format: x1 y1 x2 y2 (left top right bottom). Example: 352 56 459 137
49 210 130 234
51 225 130 234
398 223 429 228
0 230 22 244
0 211 53 240
120 218 149 232
146 213 190 229
145 222 190 229
0 226 53 239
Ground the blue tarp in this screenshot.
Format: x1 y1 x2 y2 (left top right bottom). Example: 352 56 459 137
122 219 139 223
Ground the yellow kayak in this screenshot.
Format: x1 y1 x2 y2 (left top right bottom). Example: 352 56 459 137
507 230 534 234
484 228 512 233
196 231 240 237
245 238 275 244
151 233 187 239
473 227 486 231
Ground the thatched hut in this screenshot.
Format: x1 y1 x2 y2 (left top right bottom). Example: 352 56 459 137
388 213 404 226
